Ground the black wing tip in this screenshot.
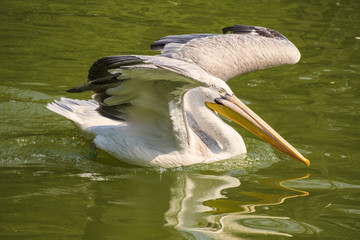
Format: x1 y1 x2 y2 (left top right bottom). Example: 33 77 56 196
222 24 286 39
84 55 143 89
150 42 164 51
150 25 286 51
88 55 143 81
66 87 82 93
66 55 144 94
66 83 94 93
150 35 194 51
96 105 126 121
150 34 216 51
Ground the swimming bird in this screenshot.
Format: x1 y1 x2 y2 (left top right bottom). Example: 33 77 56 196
47 24 310 168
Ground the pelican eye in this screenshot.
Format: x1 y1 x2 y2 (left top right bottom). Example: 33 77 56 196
218 88 226 94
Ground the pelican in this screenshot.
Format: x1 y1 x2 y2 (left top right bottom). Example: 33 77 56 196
47 24 310 168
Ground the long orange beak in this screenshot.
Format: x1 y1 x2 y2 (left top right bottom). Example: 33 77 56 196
206 94 310 166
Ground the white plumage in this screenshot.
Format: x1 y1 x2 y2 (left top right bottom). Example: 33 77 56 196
47 25 309 167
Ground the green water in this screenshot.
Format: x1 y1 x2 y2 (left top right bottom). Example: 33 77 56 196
1 0 360 239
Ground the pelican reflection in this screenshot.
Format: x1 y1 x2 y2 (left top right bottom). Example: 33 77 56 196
165 173 311 239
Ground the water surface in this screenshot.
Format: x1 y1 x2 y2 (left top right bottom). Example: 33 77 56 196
1 0 360 239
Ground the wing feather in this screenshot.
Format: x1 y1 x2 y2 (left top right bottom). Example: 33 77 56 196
66 55 206 122
150 34 216 51
222 25 286 39
151 24 300 81
65 24 300 123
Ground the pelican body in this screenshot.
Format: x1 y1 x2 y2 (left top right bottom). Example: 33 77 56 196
47 25 310 168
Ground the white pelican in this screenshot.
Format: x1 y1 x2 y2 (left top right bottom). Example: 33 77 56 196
47 24 310 168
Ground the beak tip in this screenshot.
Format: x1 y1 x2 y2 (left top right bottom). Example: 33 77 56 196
303 158 310 166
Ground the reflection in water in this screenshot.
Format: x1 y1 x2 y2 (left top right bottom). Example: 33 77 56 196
165 174 313 239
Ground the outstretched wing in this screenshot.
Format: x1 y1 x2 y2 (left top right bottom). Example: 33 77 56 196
66 24 300 123
67 55 208 123
151 24 301 81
